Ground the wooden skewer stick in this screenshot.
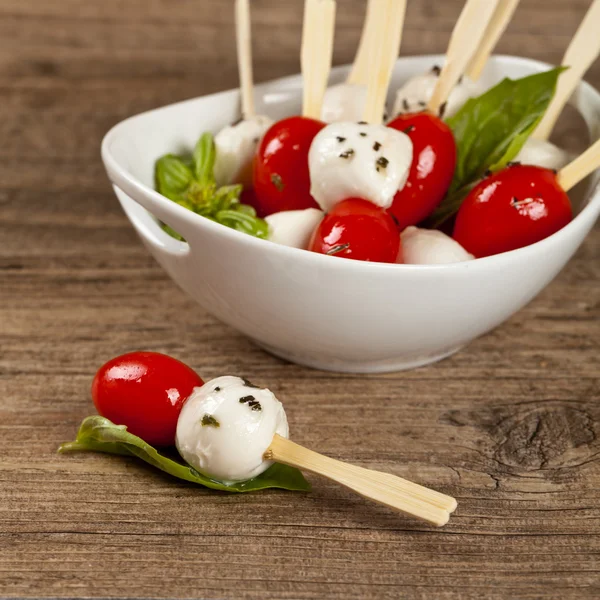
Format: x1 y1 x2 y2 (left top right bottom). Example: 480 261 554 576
557 137 600 192
362 0 407 124
427 0 499 115
265 435 457 527
235 0 255 119
465 0 520 81
533 0 600 141
301 0 337 120
346 0 378 86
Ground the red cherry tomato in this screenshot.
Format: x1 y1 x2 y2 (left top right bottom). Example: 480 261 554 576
92 352 203 446
387 112 457 229
453 164 572 258
253 116 325 217
309 198 400 263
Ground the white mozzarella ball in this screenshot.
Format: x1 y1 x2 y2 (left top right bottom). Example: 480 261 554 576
213 115 274 187
265 208 324 249
309 122 413 212
321 83 368 123
514 138 571 171
392 71 486 119
400 226 474 264
175 376 289 483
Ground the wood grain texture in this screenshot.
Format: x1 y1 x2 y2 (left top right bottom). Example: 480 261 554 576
0 0 599 598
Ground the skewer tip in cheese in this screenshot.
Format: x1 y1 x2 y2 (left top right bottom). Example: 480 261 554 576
427 0 500 115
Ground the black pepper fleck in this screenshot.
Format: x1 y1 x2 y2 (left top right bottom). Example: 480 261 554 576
271 173 285 191
402 125 415 134
253 137 259 144
357 121 368 125
326 243 350 255
201 414 220 427
239 395 255 404
431 65 442 76
339 149 355 159
214 386 221 392
373 141 382 151
376 156 390 170
336 136 346 143
418 101 426 107
359 132 367 137
242 377 260 389
248 400 262 411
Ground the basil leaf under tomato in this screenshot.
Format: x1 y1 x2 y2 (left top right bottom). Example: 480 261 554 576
59 416 311 493
428 67 566 227
154 132 269 241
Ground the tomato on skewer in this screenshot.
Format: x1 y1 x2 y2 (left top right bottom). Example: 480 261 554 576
92 352 203 446
253 116 325 217
309 198 400 263
387 112 457 230
453 164 572 258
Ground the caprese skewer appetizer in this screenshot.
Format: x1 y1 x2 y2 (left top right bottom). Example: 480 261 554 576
307 0 411 262
453 136 600 257
153 0 599 266
61 352 457 526
251 0 335 217
213 0 273 188
392 0 508 120
515 0 600 170
386 0 502 231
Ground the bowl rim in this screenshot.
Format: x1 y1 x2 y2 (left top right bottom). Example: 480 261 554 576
102 53 600 274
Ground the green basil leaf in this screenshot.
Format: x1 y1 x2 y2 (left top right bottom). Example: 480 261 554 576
216 209 269 239
59 416 311 493
193 132 217 186
233 203 257 217
155 155 195 203
448 67 566 190
213 184 243 212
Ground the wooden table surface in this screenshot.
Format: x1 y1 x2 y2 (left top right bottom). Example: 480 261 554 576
1 0 599 598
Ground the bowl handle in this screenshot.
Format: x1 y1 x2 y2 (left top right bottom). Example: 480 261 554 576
106 166 198 244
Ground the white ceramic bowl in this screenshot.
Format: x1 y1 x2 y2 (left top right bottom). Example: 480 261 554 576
101 55 600 373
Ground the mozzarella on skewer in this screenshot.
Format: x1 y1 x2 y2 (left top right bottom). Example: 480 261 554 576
265 208 324 249
176 376 289 483
213 115 274 186
321 83 368 123
400 226 474 264
514 138 571 171
392 69 486 119
309 122 413 212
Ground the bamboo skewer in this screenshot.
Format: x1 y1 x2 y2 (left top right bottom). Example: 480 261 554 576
265 435 457 527
362 0 407 124
557 137 600 192
427 0 499 115
533 0 600 141
465 0 520 81
346 0 378 86
235 0 255 119
301 0 337 120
